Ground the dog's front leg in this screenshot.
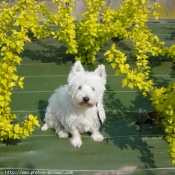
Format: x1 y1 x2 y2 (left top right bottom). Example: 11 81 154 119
90 129 104 142
69 129 82 148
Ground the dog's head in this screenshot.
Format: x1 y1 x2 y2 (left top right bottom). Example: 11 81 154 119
68 61 106 108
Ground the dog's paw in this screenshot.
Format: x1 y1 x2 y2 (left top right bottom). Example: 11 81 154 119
70 137 82 148
58 130 69 138
41 124 49 131
91 132 104 142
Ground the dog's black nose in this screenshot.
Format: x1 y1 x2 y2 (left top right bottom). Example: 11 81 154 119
83 97 89 103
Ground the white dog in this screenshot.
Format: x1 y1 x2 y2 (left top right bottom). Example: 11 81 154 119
41 61 106 148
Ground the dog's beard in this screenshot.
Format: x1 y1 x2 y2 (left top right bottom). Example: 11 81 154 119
77 101 95 107
75 97 96 108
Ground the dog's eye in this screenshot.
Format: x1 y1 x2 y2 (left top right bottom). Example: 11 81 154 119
78 86 82 90
92 87 95 91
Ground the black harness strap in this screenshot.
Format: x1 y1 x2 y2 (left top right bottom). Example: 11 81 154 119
96 103 103 126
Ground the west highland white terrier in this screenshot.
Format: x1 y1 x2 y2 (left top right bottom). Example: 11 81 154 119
41 61 106 148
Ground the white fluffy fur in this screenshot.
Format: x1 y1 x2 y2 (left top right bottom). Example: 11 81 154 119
41 61 106 148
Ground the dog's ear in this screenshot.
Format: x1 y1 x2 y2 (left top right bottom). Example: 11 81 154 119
94 65 106 83
68 61 84 82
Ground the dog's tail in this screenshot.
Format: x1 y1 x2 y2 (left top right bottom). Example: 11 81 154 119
41 110 54 131
41 123 49 131
41 109 58 131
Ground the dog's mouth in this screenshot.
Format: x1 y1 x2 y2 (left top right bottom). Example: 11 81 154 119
78 102 94 107
76 97 96 107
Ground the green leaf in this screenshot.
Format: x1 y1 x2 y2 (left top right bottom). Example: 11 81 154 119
104 50 111 56
0 95 4 101
12 74 18 81
18 81 24 89
1 79 7 87
111 62 116 69
0 101 5 107
128 82 134 89
122 78 127 87
165 126 173 134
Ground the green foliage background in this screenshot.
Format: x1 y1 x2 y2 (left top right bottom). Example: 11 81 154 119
0 0 41 141
1 0 175 165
